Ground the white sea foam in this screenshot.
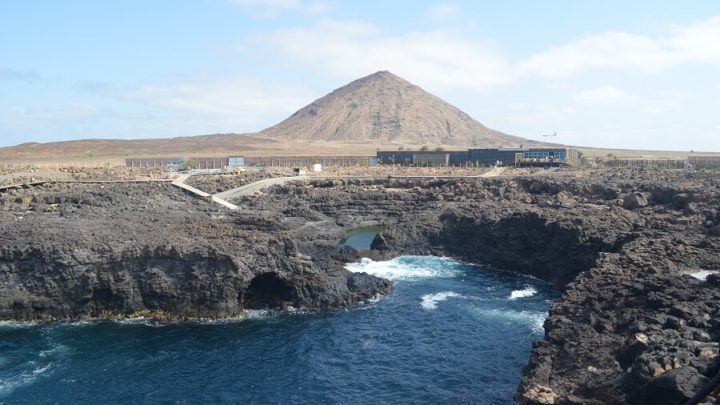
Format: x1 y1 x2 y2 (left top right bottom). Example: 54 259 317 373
242 309 272 320
66 320 93 326
528 313 547 334
0 363 52 398
689 270 718 281
114 317 166 327
509 287 537 300
345 256 459 280
0 320 38 329
420 292 462 310
471 308 548 334
38 343 69 359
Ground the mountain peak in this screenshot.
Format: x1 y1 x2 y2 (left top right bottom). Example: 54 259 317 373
363 70 400 80
333 70 411 95
260 72 537 147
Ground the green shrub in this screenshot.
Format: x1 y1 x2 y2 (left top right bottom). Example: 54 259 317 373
181 160 198 171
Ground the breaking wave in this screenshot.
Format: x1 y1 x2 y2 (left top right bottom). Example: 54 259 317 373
420 292 462 310
0 256 557 403
0 362 53 399
345 256 460 280
471 308 548 334
509 287 537 300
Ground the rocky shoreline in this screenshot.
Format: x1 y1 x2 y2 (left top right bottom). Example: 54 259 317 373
1 168 719 403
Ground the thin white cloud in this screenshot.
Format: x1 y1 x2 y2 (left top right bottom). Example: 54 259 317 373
573 86 686 114
518 16 720 78
0 67 40 83
427 2 459 19
249 16 720 91
574 86 633 104
228 0 328 16
0 105 97 130
119 76 316 130
229 0 301 10
255 20 513 92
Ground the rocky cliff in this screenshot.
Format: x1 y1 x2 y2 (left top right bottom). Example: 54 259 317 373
1 168 719 403
356 173 720 404
0 182 390 320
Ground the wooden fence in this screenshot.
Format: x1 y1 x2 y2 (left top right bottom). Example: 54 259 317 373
688 155 720 169
606 159 685 169
243 156 374 167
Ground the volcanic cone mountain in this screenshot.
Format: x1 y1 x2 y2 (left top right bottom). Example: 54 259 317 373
260 71 539 147
0 71 547 161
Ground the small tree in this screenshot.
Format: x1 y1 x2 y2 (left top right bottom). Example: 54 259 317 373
398 145 405 151
435 146 444 152
181 159 198 171
420 145 430 151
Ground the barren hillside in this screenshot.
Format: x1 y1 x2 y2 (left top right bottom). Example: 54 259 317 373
261 71 541 148
0 71 548 163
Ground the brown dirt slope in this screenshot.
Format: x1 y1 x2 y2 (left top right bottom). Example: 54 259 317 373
0 133 275 161
260 70 542 148
0 71 551 163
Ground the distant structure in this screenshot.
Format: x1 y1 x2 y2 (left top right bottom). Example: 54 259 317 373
228 156 245 169
687 155 720 169
376 147 579 167
123 149 720 171
125 155 375 170
125 157 227 170
605 159 685 169
242 156 373 167
606 155 720 170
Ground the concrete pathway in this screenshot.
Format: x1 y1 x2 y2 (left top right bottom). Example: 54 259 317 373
214 176 308 200
171 174 239 210
480 167 506 177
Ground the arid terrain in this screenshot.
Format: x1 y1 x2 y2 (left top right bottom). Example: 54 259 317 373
2 71 717 170
259 71 544 147
0 71 550 166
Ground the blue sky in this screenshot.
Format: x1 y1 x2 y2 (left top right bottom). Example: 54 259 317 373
1 0 719 150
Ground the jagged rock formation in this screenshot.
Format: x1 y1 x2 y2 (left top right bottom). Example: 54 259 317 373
260 70 542 147
0 182 390 320
353 172 720 405
1 168 719 403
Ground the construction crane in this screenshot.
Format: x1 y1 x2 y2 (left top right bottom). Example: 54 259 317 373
542 132 557 139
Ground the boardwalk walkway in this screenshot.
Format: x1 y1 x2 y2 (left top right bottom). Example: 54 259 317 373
171 174 239 210
214 176 308 200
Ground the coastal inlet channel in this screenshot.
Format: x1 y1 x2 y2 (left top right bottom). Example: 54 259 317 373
0 255 557 403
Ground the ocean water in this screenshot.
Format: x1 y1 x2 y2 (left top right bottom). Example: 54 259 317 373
340 225 388 251
0 256 557 404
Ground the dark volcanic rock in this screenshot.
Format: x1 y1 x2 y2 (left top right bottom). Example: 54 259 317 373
623 192 648 209
2 167 720 404
709 225 720 237
636 367 709 404
0 182 391 320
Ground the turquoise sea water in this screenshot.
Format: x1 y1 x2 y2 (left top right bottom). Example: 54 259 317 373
340 225 388 251
0 256 557 404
